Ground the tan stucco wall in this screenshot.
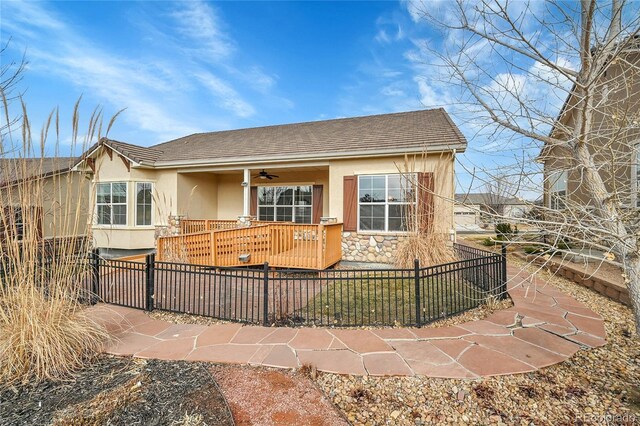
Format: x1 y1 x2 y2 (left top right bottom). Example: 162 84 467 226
42 172 91 238
177 172 218 218
328 153 456 233
1 171 91 240
90 146 457 250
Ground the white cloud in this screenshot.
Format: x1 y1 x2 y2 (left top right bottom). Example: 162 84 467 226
170 1 234 60
195 72 255 118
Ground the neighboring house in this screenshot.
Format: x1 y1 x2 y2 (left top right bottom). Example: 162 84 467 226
540 37 640 210
74 108 467 262
454 192 529 230
0 157 90 242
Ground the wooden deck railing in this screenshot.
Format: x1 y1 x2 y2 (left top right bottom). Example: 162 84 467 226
180 219 239 234
158 222 343 270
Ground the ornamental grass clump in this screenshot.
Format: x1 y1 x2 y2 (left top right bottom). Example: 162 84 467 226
394 153 457 268
0 96 115 385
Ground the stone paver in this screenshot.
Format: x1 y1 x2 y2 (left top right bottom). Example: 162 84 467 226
92 262 607 378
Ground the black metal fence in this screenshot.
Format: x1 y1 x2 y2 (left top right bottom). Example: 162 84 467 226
90 243 507 327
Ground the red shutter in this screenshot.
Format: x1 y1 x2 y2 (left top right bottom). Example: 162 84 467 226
250 186 258 217
343 176 357 231
312 185 323 224
417 172 434 233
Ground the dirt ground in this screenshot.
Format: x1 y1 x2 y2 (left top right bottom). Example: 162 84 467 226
211 365 348 426
0 357 233 426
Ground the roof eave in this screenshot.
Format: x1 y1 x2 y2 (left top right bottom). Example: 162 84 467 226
149 144 466 169
71 141 142 171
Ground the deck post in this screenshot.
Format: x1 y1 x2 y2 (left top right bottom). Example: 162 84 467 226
263 262 269 325
243 168 251 217
317 224 325 269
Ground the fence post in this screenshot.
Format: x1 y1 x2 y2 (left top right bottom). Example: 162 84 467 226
500 243 508 299
414 258 421 327
263 262 269 326
91 248 100 304
145 253 155 311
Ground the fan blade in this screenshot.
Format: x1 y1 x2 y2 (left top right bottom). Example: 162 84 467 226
270 174 279 178
267 175 273 179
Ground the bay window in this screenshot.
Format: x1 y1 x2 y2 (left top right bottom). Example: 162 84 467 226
96 182 127 225
136 182 153 226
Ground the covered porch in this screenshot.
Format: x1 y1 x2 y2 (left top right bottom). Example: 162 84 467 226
159 164 341 269
174 165 330 225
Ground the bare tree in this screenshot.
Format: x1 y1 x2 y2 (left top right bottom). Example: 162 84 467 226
412 0 640 330
0 38 28 145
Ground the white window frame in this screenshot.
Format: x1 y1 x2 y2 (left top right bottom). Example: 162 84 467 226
357 174 416 233
95 181 128 226
134 182 154 227
257 185 313 223
548 170 568 210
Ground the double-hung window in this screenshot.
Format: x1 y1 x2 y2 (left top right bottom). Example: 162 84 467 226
257 185 312 223
96 182 127 225
358 174 415 232
136 182 153 226
549 170 567 210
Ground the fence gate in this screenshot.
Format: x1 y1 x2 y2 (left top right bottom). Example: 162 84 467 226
91 250 149 310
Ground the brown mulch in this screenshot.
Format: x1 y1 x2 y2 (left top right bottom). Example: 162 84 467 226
211 365 348 426
1 357 233 426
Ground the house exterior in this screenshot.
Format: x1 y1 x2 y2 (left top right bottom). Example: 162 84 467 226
0 158 90 243
75 109 467 263
540 38 640 211
454 193 529 231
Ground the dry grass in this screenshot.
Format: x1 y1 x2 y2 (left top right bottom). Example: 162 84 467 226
0 94 113 385
394 153 457 268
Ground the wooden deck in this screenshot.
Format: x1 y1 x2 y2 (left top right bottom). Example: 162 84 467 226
157 221 343 270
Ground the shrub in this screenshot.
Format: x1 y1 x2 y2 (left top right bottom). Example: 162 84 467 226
0 98 111 384
523 245 544 255
481 237 495 247
555 239 571 250
495 223 518 240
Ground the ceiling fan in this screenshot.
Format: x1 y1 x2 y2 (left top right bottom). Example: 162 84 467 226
254 169 279 180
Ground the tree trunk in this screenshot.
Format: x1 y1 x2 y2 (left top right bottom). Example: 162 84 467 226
623 254 640 333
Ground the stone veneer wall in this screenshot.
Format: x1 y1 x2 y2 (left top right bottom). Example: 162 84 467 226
341 232 406 263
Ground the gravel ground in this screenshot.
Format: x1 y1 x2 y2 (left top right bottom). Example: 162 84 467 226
147 309 231 326
314 257 640 426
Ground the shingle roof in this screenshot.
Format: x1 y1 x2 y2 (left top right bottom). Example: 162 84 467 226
0 157 76 186
455 193 521 205
104 139 164 164
94 108 466 167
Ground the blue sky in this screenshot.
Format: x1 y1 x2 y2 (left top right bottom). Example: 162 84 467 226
1 0 579 197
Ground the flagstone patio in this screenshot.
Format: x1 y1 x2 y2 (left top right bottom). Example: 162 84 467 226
90 265 607 378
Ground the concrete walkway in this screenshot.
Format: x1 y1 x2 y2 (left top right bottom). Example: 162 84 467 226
90 265 606 378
